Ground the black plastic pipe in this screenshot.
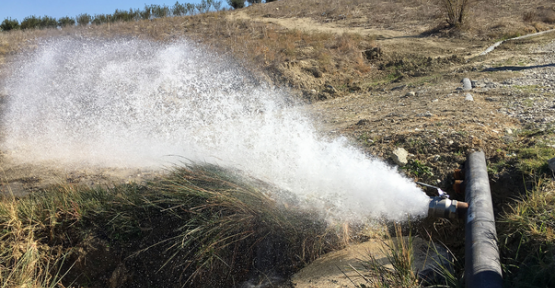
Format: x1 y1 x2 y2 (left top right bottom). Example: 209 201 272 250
464 151 503 288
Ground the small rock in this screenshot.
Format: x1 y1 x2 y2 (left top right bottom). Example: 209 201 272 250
392 148 409 167
485 97 499 102
416 111 433 117
109 263 130 288
448 140 454 145
429 155 441 162
310 67 323 78
503 136 515 143
405 91 416 97
363 47 383 60
505 128 513 134
432 99 439 102
324 85 337 94
465 94 474 101
462 78 472 90
356 119 370 125
391 85 406 91
548 157 555 172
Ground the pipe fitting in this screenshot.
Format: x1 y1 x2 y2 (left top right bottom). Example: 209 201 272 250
428 197 468 220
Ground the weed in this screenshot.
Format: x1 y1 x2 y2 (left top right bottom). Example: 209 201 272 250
403 160 433 178
358 132 376 147
355 224 418 288
500 178 555 287
513 84 541 93
515 146 553 175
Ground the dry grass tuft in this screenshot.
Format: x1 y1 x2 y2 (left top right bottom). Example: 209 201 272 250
0 163 345 287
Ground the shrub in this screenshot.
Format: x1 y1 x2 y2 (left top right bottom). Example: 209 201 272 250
197 0 213 13
0 18 20 31
228 0 245 9
92 14 111 25
39 16 58 29
112 9 138 22
151 4 170 18
76 13 91 26
139 5 152 19
185 3 196 15
20 15 41 29
172 1 186 16
440 0 472 27
57 16 75 27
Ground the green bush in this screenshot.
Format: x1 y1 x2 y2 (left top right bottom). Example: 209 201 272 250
195 0 210 14
139 5 152 19
227 0 245 9
57 16 75 27
0 18 20 31
92 14 111 25
172 1 186 16
20 15 41 29
185 3 196 15
112 9 138 22
151 4 170 18
39 15 57 29
76 13 91 26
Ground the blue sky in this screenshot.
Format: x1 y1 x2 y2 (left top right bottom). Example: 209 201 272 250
1 0 210 22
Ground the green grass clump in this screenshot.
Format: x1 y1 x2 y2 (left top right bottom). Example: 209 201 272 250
0 163 342 287
514 146 553 175
500 178 555 287
403 160 433 178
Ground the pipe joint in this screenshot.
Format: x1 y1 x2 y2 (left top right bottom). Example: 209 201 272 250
428 197 468 220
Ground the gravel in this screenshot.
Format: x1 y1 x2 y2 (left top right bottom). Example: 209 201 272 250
473 40 555 129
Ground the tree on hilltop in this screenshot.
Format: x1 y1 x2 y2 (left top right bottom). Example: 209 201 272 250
1 18 20 31
227 0 245 9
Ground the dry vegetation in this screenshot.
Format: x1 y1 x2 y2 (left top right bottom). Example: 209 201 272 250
0 164 345 287
246 0 555 37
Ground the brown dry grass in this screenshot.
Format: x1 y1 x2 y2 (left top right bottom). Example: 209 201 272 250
247 0 555 38
2 1 554 101
0 12 375 102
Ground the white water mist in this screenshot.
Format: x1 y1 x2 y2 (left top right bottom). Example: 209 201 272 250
1 38 430 222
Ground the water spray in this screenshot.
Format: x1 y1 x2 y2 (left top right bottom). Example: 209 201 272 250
1 38 432 223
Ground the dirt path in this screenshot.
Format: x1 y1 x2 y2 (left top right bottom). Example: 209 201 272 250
228 10 490 59
230 10 407 39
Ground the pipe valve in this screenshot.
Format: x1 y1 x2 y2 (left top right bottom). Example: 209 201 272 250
428 196 468 220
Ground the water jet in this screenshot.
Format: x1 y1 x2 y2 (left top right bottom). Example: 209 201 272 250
1 37 431 223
